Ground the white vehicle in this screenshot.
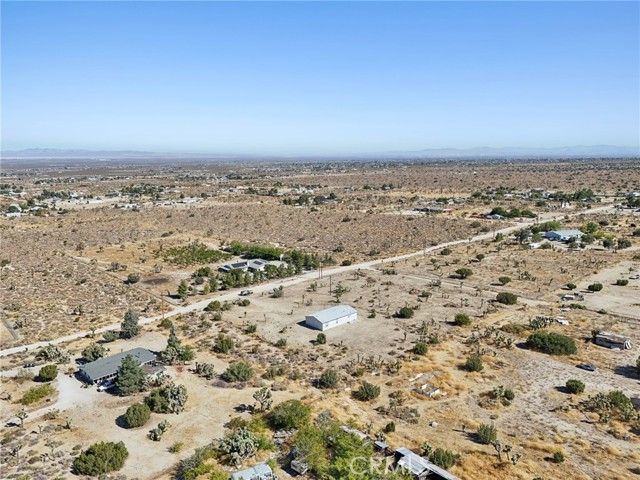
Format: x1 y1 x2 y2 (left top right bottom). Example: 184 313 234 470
239 289 253 296
97 380 115 392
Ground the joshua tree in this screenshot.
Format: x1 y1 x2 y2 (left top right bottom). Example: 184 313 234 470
252 387 273 412
16 408 28 428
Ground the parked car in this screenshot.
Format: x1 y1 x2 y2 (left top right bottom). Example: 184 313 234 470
23 362 35 368
629 274 640 280
97 380 115 392
576 363 596 372
239 289 253 296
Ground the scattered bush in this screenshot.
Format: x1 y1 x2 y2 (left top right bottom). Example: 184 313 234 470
496 292 518 305
615 279 629 286
552 451 565 464
464 355 483 372
316 333 327 345
413 342 428 355
123 403 151 428
498 276 511 286
565 379 585 394
587 282 603 292
82 343 107 362
395 306 414 319
566 283 577 290
73 441 128 476
269 400 311 429
476 423 498 444
37 364 58 382
430 448 460 469
222 362 254 383
21 384 54 405
453 313 471 326
127 273 141 284
384 422 396 433
526 331 577 355
213 334 235 354
455 268 473 279
353 381 380 401
318 369 338 389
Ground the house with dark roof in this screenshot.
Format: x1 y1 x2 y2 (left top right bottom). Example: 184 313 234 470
79 347 156 385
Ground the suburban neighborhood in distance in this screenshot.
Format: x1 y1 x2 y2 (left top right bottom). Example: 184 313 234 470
2 1 639 480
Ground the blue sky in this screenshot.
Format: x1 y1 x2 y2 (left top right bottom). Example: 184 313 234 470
2 1 639 154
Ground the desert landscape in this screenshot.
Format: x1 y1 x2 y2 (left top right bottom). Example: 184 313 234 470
1 158 639 480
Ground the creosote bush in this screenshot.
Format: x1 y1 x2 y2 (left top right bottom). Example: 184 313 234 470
526 331 577 355
476 423 497 444
565 379 585 394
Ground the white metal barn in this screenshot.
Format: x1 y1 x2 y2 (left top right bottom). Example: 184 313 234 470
305 305 357 331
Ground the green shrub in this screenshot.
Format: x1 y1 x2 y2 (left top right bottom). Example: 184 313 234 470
566 283 577 290
318 369 338 389
221 362 254 383
587 282 603 292
496 292 518 305
455 268 473 279
503 389 515 401
384 422 396 433
275 338 288 348
615 279 629 286
73 441 128 475
213 334 235 354
552 451 565 463
464 355 483 372
430 448 460 469
565 379 585 394
526 331 577 355
395 306 414 319
38 364 58 382
353 381 381 401
123 403 151 428
269 400 311 429
441 248 452 255
453 313 471 326
498 276 511 285
413 342 428 355
476 423 497 444
21 384 54 405
316 333 327 345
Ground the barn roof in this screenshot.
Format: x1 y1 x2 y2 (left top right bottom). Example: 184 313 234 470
306 305 357 324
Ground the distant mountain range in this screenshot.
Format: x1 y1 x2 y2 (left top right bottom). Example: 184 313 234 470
2 145 638 160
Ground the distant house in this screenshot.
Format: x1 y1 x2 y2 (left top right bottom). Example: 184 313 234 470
595 332 632 350
544 230 583 242
394 448 461 480
219 261 249 273
219 258 271 274
305 305 357 331
247 259 269 272
79 348 156 385
230 463 277 480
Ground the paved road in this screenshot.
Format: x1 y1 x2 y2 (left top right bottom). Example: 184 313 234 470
0 204 614 358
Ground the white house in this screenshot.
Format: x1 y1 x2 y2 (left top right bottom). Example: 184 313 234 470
305 305 357 331
544 230 583 242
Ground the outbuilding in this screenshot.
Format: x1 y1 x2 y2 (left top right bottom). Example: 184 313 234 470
394 448 461 480
79 347 156 385
231 463 277 480
305 305 357 331
595 332 632 350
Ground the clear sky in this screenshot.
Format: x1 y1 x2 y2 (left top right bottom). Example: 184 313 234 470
2 1 639 155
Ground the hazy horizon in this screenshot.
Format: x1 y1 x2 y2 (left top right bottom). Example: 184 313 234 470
2 1 639 155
